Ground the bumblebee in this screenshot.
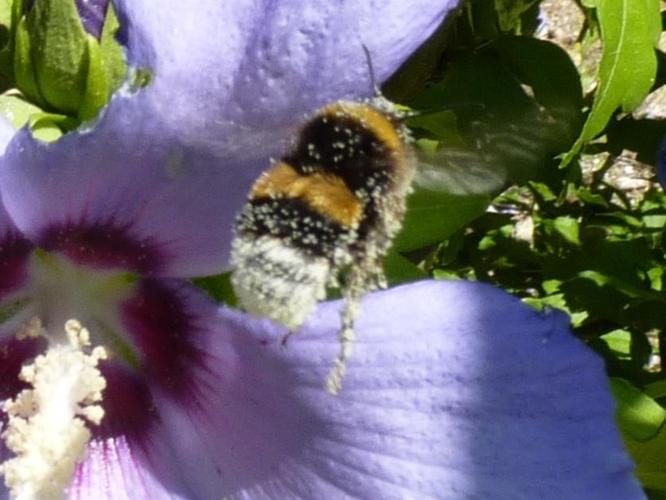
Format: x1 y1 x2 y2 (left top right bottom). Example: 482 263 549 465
230 98 415 393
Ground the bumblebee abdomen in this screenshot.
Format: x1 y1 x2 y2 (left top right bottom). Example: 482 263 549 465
230 233 331 330
284 101 411 195
235 196 354 258
235 160 361 258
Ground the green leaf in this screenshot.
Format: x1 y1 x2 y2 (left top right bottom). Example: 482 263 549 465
383 252 427 286
601 328 631 357
574 186 609 207
552 216 581 245
10 0 126 127
542 279 562 295
394 188 491 252
611 377 666 441
192 273 237 306
529 181 557 202
492 36 583 127
645 381 666 400
624 422 666 490
563 0 660 164
412 36 582 190
647 267 662 291
576 270 666 303
523 293 588 326
407 111 463 145
433 269 463 280
643 215 666 229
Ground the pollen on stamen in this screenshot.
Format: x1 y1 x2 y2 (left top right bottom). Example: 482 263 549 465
0 319 108 500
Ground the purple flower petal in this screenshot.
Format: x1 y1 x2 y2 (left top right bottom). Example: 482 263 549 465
70 436 184 500
140 280 641 499
69 362 194 500
0 102 255 276
75 0 110 39
113 0 461 153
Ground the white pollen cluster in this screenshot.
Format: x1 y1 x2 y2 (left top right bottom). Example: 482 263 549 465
0 319 108 500
231 234 332 330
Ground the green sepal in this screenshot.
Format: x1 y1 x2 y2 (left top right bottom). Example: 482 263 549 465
99 3 126 94
79 2 126 121
9 0 127 128
0 0 12 87
79 34 107 121
0 92 68 141
13 15 43 107
26 0 89 114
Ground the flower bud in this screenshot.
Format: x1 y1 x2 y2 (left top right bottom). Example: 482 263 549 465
12 0 125 123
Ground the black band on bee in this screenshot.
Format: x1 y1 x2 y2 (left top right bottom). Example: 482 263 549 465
283 107 405 194
235 196 352 258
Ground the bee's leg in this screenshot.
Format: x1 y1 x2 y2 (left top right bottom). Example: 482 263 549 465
326 265 365 395
370 264 387 290
326 299 359 395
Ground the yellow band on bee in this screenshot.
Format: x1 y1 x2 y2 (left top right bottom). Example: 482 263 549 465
251 162 363 229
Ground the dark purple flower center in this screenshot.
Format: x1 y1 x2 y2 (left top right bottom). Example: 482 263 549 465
0 336 47 401
95 362 157 439
121 280 205 398
38 221 165 275
0 225 205 448
0 232 33 300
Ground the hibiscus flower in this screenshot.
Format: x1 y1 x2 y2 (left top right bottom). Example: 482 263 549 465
0 0 643 498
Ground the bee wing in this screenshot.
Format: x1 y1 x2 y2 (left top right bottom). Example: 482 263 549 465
411 113 565 196
413 147 507 195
